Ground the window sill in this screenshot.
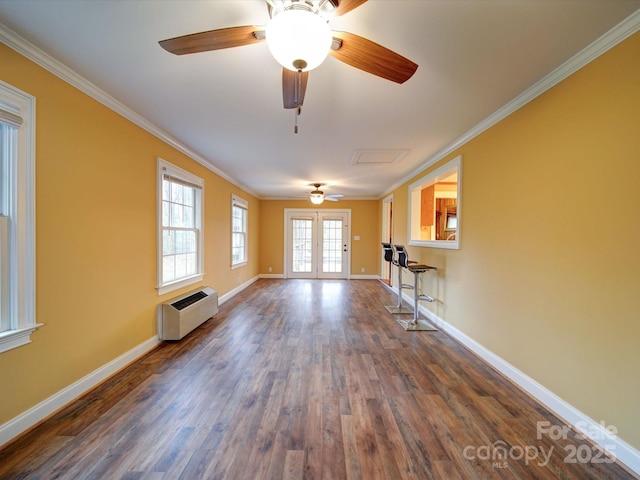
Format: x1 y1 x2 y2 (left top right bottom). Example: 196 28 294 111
157 274 204 296
408 239 460 250
231 261 247 270
0 324 43 354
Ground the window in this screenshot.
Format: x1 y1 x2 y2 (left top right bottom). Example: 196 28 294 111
408 155 462 249
231 195 248 267
157 158 204 295
0 81 38 354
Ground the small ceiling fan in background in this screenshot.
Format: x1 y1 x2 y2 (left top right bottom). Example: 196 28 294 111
308 183 344 204
159 0 418 116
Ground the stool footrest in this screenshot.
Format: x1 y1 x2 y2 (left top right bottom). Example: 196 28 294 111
385 305 413 315
396 318 438 331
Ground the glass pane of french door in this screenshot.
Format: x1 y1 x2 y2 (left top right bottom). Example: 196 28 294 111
322 219 343 273
292 218 313 273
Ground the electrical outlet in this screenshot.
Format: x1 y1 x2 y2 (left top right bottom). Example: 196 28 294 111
268 266 272 272
361 267 365 273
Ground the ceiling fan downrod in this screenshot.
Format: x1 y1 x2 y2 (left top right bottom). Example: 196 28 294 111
293 61 306 134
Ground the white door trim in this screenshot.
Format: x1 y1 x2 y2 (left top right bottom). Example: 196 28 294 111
284 208 351 279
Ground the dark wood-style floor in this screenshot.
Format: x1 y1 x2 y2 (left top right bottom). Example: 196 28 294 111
0 279 636 479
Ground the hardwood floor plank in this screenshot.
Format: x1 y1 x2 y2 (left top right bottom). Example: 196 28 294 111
433 459 466 480
340 415 363 480
1 279 636 480
241 428 277 480
304 394 323 478
320 393 348 480
282 450 305 480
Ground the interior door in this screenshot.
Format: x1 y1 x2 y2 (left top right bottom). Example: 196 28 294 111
285 210 350 279
381 195 393 283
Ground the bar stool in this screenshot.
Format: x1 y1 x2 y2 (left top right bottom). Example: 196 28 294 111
381 242 393 279
383 244 413 314
395 245 438 331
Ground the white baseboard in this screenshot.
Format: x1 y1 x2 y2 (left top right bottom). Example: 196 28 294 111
7 280 637 475
1 278 262 448
259 273 285 279
218 275 259 304
380 281 640 475
0 335 160 449
409 296 640 476
350 274 381 280
257 274 381 280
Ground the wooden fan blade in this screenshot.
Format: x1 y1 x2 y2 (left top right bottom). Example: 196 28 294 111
159 26 265 55
282 68 309 109
334 0 368 16
329 31 418 84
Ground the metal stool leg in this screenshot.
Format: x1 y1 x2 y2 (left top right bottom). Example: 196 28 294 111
385 263 413 314
396 268 438 331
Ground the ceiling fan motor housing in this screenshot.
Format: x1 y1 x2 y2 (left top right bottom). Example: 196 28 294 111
266 7 332 72
267 0 337 20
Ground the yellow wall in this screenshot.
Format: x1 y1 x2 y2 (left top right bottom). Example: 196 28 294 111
388 32 640 449
2 25 639 456
0 43 259 426
259 200 380 276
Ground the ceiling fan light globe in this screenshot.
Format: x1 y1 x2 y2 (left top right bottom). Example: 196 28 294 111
266 9 332 72
310 193 325 204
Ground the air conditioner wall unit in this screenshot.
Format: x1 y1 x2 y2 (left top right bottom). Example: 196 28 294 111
160 286 218 340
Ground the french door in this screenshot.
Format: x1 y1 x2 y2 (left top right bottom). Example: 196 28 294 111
285 209 350 279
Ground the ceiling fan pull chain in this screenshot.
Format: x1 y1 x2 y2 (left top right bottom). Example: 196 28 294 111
293 67 304 133
294 107 299 134
295 68 300 105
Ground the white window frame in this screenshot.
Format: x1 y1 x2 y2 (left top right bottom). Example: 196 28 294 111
407 155 462 250
231 194 248 268
157 158 204 295
0 81 39 354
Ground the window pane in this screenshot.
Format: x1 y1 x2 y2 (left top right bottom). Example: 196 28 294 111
171 182 184 204
179 253 189 277
163 229 175 255
183 205 194 228
170 203 182 227
322 219 343 273
162 200 170 227
232 231 245 263
162 179 171 206
292 218 312 273
187 231 196 253
163 255 175 283
231 202 247 265
175 230 185 254
186 252 196 274
184 188 194 207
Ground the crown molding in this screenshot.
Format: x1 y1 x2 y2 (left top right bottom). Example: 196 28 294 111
2 7 637 203
381 9 640 198
0 22 258 198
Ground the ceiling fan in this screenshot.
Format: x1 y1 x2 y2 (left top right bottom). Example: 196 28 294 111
308 183 344 204
159 0 418 113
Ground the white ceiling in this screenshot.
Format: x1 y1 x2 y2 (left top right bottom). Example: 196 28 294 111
0 0 638 200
